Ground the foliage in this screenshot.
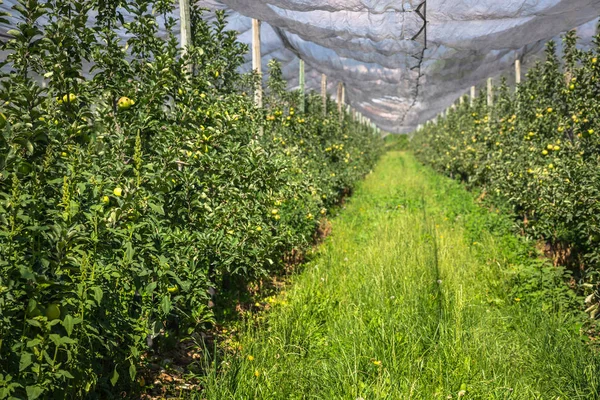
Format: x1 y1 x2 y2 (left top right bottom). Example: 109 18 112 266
0 1 382 398
412 27 600 318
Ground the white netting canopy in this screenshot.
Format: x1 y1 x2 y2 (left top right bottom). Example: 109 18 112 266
195 0 600 133
2 1 600 132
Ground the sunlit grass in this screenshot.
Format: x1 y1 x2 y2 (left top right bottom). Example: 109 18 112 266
199 152 600 399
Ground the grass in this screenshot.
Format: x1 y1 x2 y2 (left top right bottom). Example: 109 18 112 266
197 151 600 399
383 134 409 152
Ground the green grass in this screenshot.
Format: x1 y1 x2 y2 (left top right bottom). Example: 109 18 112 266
198 152 600 399
383 134 409 151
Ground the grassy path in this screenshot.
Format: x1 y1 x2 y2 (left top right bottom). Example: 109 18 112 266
200 152 600 399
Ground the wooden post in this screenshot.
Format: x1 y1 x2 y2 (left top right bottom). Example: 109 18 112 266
337 82 344 121
321 74 327 116
252 19 262 108
299 59 305 113
487 78 493 107
179 0 192 74
515 59 521 90
470 86 475 106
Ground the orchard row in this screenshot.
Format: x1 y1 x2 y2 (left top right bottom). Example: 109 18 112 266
413 30 600 319
0 1 382 398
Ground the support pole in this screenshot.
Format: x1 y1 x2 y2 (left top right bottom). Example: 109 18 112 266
337 82 344 121
340 84 346 122
487 78 493 107
179 0 192 74
299 59 305 113
470 86 475 107
515 59 521 90
252 19 262 108
321 74 327 116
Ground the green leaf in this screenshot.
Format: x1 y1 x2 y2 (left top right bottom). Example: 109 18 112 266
124 242 134 263
19 352 32 372
26 385 44 400
91 287 103 305
160 295 171 315
48 334 62 347
129 363 136 381
62 315 74 336
56 370 74 379
110 368 119 387
148 202 165 215
20 267 35 280
144 281 157 295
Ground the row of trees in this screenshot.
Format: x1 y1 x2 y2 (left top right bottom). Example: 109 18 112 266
413 29 600 319
0 0 382 398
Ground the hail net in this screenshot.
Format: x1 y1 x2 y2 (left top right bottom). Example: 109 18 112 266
2 1 600 132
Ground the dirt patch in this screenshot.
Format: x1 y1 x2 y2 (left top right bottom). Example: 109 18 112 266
316 218 333 241
537 240 585 274
138 338 205 399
